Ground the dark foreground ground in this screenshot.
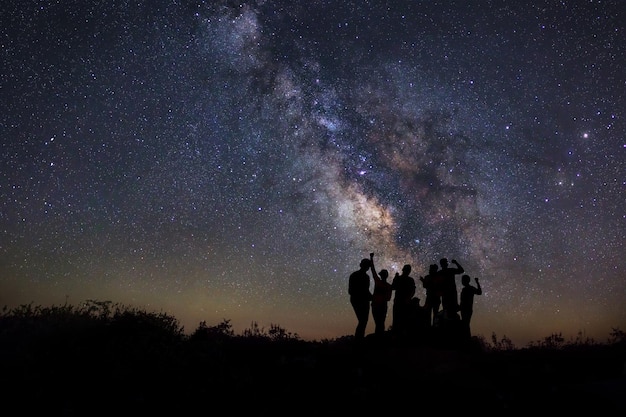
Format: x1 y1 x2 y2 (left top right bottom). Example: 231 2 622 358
2 333 625 416
1 305 624 416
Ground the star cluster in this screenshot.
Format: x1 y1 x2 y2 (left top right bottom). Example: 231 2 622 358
1 0 625 346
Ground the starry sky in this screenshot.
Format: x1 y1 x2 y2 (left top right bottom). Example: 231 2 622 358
1 0 625 347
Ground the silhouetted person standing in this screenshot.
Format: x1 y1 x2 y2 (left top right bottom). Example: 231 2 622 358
349 257 373 341
408 296 429 344
436 258 464 318
419 263 440 326
391 264 416 342
369 253 393 337
460 274 482 338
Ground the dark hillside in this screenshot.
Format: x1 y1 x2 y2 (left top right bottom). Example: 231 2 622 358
1 302 624 415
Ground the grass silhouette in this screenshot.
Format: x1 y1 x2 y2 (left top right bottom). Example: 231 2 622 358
1 300 624 415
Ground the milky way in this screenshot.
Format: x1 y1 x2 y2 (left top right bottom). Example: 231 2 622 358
1 0 625 346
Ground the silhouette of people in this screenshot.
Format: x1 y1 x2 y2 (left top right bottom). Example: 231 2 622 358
391 264 416 342
419 263 440 326
348 257 373 341
459 274 482 338
436 258 464 318
369 253 393 337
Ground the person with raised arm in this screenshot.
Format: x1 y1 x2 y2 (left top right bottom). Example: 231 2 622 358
436 258 464 319
369 252 393 337
460 274 482 339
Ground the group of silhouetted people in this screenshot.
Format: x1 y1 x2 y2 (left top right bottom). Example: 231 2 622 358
348 253 482 347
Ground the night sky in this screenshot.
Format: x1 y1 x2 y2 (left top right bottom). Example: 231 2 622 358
1 0 625 347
